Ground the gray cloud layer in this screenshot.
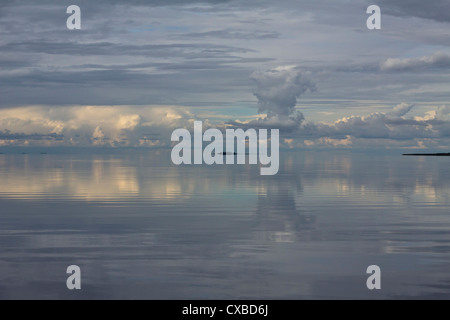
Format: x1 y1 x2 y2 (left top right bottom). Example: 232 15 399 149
1 0 449 108
376 0 450 23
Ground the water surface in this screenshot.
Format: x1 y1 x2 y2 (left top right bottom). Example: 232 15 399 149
0 150 449 299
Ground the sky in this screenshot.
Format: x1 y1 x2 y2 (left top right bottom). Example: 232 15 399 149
0 0 450 150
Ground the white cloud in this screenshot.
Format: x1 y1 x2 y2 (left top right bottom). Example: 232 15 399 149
387 102 414 117
2 103 450 150
0 105 196 147
381 52 450 72
311 103 435 140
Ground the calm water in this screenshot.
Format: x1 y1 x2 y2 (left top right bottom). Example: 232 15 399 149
0 150 450 299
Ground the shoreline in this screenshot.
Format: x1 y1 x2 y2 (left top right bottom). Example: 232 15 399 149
403 153 450 156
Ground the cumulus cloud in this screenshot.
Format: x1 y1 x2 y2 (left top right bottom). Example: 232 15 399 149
0 105 196 147
381 52 450 72
223 65 450 149
387 102 414 117
295 103 450 149
232 101 450 149
318 105 432 140
3 103 450 150
251 66 316 118
227 66 315 132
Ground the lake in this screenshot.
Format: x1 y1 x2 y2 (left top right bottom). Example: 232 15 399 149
0 150 449 299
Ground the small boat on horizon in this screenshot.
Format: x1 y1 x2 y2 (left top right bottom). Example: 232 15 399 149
218 152 238 155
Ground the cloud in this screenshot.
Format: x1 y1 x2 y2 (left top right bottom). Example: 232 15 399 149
225 66 316 132
1 0 450 151
0 130 62 141
0 41 253 58
2 0 232 8
299 103 450 147
387 102 414 117
179 29 280 40
375 0 450 23
1 0 450 110
227 113 305 133
234 101 450 149
0 105 196 147
308 103 433 140
0 1 265 108
381 52 450 72
3 103 450 150
251 66 316 118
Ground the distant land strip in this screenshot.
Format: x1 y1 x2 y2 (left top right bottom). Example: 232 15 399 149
403 153 450 156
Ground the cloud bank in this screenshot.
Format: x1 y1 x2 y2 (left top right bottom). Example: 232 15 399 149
0 106 195 147
2 63 450 150
2 102 450 151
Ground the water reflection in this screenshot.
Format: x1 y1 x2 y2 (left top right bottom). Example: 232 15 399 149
1 151 450 205
0 151 450 299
